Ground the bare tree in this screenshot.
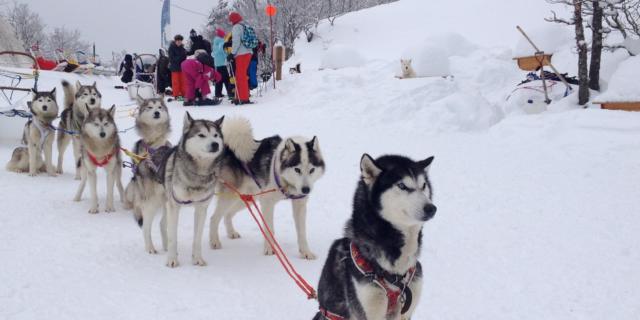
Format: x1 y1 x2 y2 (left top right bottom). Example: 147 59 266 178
45 26 90 56
2 1 46 51
588 1 603 91
573 0 589 105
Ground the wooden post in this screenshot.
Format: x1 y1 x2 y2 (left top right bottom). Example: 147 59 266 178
274 44 284 81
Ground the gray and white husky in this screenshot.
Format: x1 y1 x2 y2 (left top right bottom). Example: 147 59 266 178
209 117 325 259
123 95 171 211
73 106 125 213
57 80 103 179
6 88 59 176
133 113 225 268
313 154 436 320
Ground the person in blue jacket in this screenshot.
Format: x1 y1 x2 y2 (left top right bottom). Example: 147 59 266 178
213 28 234 99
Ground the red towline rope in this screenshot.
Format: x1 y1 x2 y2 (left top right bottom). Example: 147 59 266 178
222 181 317 300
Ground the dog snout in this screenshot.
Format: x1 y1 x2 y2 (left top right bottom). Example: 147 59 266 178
209 142 219 153
99 132 106 138
42 105 48 111
301 186 310 194
153 111 160 118
422 203 437 221
90 98 96 105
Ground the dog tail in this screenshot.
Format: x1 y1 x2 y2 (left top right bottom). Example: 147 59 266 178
222 117 259 163
61 80 75 109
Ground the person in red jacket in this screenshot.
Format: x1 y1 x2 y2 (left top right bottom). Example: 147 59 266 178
229 12 253 105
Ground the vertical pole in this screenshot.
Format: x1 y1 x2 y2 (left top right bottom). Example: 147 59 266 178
270 15 275 89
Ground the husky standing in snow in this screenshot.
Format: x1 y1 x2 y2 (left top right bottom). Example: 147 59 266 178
6 88 59 176
399 59 416 79
314 154 436 320
73 106 125 213
57 80 103 179
123 95 172 211
132 113 225 267
209 117 325 259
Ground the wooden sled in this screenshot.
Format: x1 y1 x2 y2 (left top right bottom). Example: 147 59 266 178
513 53 553 71
595 101 640 112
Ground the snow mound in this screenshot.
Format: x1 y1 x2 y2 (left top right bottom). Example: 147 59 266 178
400 45 450 77
425 91 503 131
513 25 573 57
320 44 366 70
595 56 640 102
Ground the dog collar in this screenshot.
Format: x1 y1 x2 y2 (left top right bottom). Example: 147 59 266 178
87 148 117 167
349 241 417 316
169 183 215 205
272 153 307 200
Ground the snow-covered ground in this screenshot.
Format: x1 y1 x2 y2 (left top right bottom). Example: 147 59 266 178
2 0 640 319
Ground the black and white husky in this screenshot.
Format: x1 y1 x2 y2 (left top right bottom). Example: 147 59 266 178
123 95 171 211
6 88 59 176
57 80 102 179
73 106 125 213
314 154 436 320
133 113 226 268
209 117 326 259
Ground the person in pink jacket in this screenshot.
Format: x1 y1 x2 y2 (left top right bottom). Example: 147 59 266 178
180 49 222 106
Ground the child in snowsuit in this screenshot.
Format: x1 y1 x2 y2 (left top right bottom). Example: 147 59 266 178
168 34 187 99
213 28 234 99
180 50 222 106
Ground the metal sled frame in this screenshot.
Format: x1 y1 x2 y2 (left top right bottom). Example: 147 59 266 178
0 51 39 108
133 54 158 91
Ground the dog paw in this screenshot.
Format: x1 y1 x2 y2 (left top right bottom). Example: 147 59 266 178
88 207 99 214
192 256 207 266
47 171 57 177
56 168 63 174
210 240 222 250
227 231 241 239
300 250 317 260
28 172 37 177
105 205 116 213
263 246 275 256
146 246 158 254
166 257 180 268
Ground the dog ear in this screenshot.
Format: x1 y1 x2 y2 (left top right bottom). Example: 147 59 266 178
50 87 56 99
183 112 194 132
213 115 224 127
417 156 434 172
31 88 37 100
307 136 320 153
360 153 382 186
135 94 145 106
284 138 298 153
408 59 412 64
108 104 116 118
27 101 33 113
92 81 97 88
75 80 82 90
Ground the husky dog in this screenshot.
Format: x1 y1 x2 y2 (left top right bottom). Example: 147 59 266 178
123 95 171 211
313 154 436 320
6 88 59 176
73 106 125 213
209 117 325 259
289 63 302 74
133 113 224 267
57 80 103 179
399 59 416 79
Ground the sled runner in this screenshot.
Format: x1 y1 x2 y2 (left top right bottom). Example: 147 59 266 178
0 51 39 109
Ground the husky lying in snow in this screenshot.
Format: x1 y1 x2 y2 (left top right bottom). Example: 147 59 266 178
57 80 103 179
399 59 417 79
132 113 226 267
209 117 326 259
6 88 59 176
123 95 172 212
314 154 436 320
73 106 125 213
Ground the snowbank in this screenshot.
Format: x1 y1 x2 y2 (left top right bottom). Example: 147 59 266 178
595 56 640 102
319 44 366 70
399 45 450 77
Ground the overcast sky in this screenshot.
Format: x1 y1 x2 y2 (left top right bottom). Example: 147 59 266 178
7 0 215 59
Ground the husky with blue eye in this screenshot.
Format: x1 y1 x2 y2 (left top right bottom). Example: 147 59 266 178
209 117 326 260
314 154 436 320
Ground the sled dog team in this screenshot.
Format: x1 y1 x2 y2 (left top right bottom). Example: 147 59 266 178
6 81 437 320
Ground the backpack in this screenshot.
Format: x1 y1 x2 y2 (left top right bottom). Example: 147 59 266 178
241 24 259 49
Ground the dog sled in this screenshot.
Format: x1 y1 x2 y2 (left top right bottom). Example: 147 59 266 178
125 54 157 99
0 51 39 109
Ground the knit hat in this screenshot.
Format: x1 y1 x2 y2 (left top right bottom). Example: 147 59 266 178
229 12 243 25
190 29 197 37
216 28 225 38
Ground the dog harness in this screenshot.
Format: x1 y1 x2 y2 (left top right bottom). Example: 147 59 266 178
272 154 307 200
31 119 53 150
87 148 117 167
319 242 417 320
241 161 263 189
169 183 216 205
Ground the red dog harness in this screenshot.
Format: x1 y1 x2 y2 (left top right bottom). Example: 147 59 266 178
319 242 417 319
87 149 116 167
